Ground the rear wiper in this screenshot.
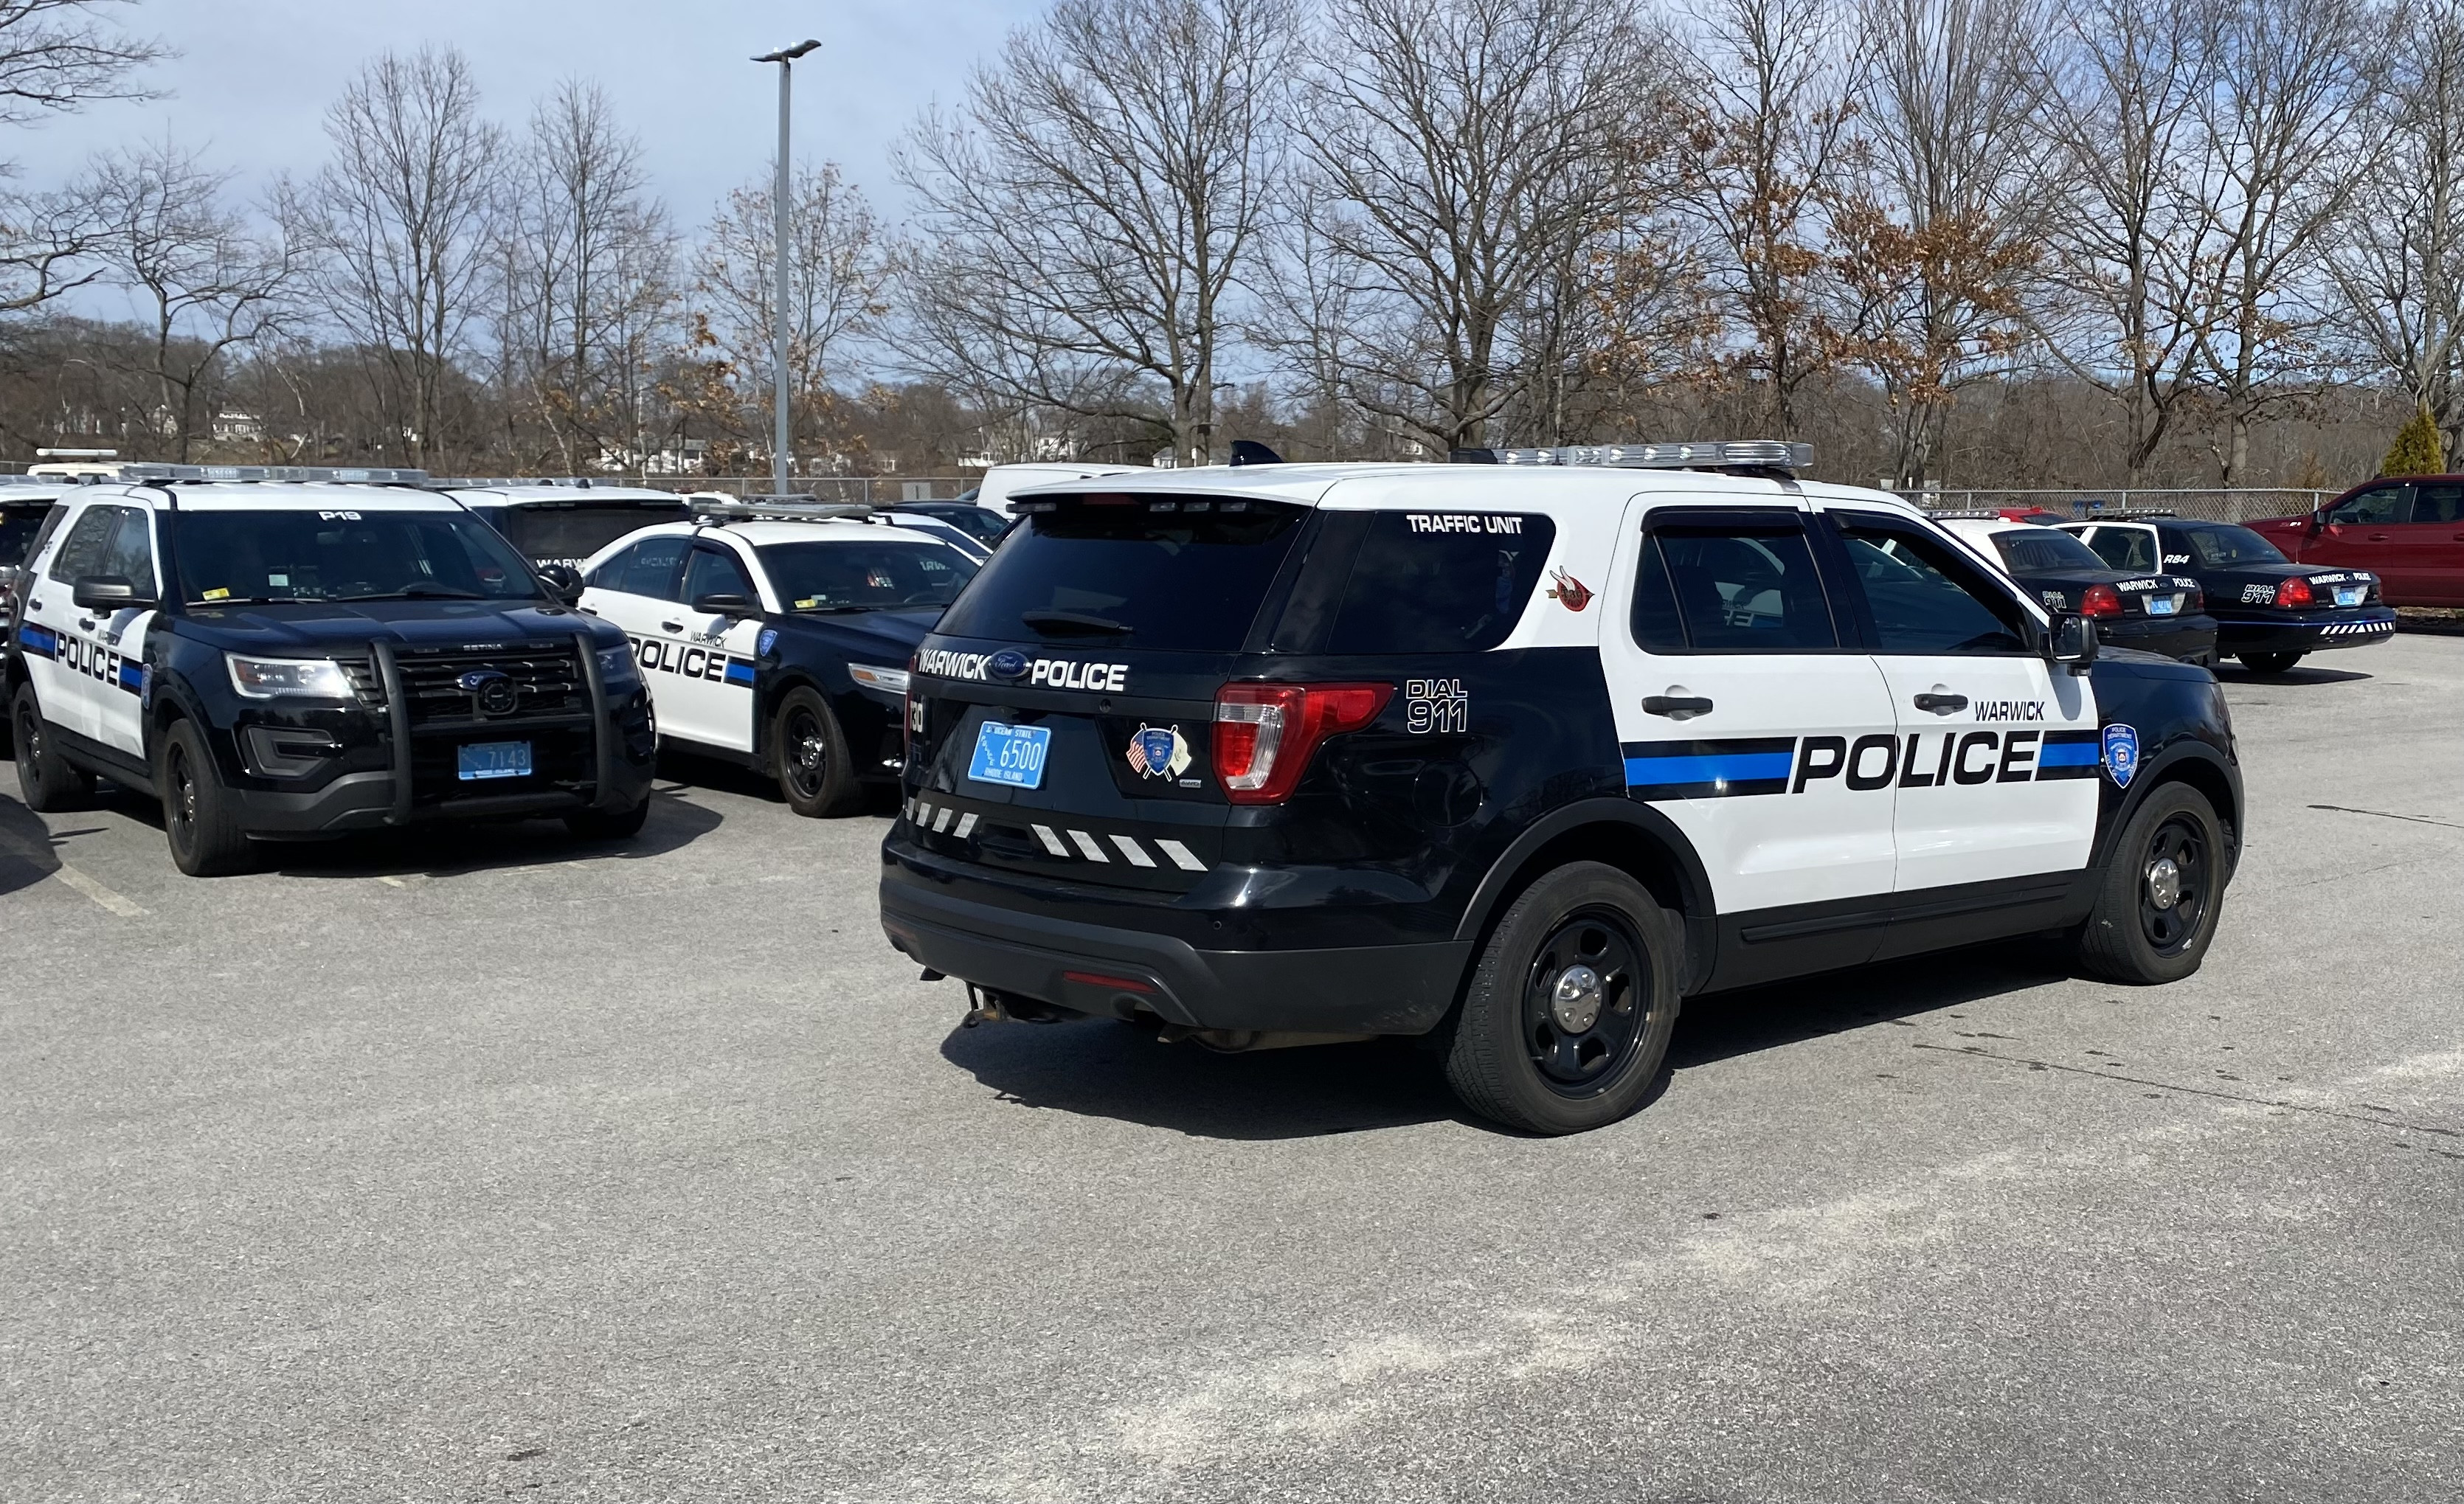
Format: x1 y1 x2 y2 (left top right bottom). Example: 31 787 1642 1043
1021 609 1131 636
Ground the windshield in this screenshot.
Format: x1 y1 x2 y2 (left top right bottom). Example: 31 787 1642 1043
1991 528 2111 574
757 538 980 611
932 496 1309 650
172 510 542 605
2182 524 2287 566
488 500 691 564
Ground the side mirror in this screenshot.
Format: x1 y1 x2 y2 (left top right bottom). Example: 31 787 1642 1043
691 592 753 617
536 563 584 603
73 575 156 613
2044 611 2098 672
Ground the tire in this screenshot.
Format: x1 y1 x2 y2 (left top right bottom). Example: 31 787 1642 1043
157 716 253 876
2238 651 2303 674
772 685 859 817
2074 782 2226 985
564 800 650 842
1442 861 1683 1134
12 682 91 813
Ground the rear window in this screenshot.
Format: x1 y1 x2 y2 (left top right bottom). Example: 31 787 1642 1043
1 502 58 567
934 495 1308 651
1325 510 1555 653
1991 528 2109 574
492 501 691 564
2180 524 2285 567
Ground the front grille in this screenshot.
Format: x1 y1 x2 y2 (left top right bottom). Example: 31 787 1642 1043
337 656 386 710
394 644 585 727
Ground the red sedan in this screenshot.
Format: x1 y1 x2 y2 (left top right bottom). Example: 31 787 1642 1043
2246 477 2464 606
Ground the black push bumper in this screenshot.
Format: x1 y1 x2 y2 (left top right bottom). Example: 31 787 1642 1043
2214 607 2397 656
879 851 1471 1036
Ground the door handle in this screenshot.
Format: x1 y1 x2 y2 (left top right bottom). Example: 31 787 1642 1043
2367 533 2390 541
1643 695 1714 718
660 620 684 633
77 617 97 631
1913 692 1968 713
578 606 599 616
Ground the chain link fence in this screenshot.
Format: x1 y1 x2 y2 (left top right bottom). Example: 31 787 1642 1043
1897 488 2333 522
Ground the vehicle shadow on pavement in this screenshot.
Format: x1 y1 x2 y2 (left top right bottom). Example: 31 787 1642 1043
1667 939 2072 1071
656 746 904 815
939 1020 1459 1140
2214 665 2370 685
0 786 66 898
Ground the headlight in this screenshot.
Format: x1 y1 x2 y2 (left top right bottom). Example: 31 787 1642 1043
595 643 641 687
226 653 352 699
850 663 910 696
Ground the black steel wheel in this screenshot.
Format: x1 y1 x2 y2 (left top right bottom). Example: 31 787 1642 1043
12 682 89 812
157 717 252 876
2075 782 2226 985
1444 861 1683 1134
2238 651 2302 674
1522 907 1650 1096
773 685 858 817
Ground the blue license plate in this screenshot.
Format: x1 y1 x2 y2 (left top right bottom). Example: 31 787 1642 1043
2146 595 2179 616
968 720 1050 789
457 741 532 781
2335 586 2366 606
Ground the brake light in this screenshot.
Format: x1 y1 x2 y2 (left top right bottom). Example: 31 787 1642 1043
1213 682 1394 805
2080 583 2122 618
2187 587 2204 610
2276 576 2313 609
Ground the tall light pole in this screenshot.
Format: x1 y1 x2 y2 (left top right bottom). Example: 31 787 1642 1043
753 39 820 497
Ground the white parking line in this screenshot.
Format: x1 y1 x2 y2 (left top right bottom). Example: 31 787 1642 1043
0 828 148 917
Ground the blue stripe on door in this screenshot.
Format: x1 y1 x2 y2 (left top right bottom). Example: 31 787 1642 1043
1624 751 1796 786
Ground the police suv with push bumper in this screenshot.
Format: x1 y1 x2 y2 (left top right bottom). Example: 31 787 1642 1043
4 465 655 876
577 498 980 816
879 442 2244 1134
2060 511 2394 675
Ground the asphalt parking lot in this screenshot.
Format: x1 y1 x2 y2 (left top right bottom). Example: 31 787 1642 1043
4 640 2461 1503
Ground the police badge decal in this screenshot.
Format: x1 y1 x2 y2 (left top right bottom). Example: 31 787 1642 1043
2101 723 2140 788
1126 724 1192 780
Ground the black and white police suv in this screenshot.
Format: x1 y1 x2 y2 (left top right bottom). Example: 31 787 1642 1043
4 465 656 876
442 479 692 575
576 499 982 815
1934 513 2219 665
2059 512 2395 674
878 443 2245 1134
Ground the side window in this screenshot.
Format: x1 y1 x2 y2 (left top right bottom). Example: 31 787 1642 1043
45 505 118 585
1834 518 2031 654
595 537 688 600
1637 521 1837 652
2326 485 2409 525
681 544 755 605
99 508 157 597
2412 482 2464 524
1324 510 1556 654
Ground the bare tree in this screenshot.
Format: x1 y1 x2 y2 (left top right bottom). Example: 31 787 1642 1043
2032 0 2221 483
688 160 887 463
498 80 677 471
82 137 293 460
284 46 502 468
1829 0 2050 489
1667 0 1863 433
0 0 163 313
2329 0 2464 452
898 0 1294 465
2193 0 2390 484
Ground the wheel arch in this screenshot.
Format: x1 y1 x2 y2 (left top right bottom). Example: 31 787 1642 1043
1453 798 1720 994
2093 743 2242 877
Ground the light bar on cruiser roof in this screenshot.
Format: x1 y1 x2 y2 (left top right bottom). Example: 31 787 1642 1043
1451 440 1813 473
435 476 606 489
124 463 432 485
687 494 874 524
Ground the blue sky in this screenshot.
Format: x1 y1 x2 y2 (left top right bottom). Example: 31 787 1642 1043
7 0 1045 224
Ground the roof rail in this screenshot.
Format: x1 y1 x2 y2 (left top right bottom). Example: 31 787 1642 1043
1451 440 1813 474
124 463 432 485
687 493 873 524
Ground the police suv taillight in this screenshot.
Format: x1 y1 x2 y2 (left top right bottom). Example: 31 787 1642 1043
2080 583 2122 618
2277 577 2314 609
1213 682 1394 805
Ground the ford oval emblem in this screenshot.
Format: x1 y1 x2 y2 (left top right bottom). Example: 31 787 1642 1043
460 668 519 715
991 649 1029 679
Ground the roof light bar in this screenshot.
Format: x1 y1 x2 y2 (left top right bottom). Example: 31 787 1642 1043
435 476 604 490
1452 440 1812 473
123 463 432 485
686 494 873 524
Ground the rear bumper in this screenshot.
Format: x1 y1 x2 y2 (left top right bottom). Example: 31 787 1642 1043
2097 614 2218 664
2214 608 2397 654
879 852 1471 1036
